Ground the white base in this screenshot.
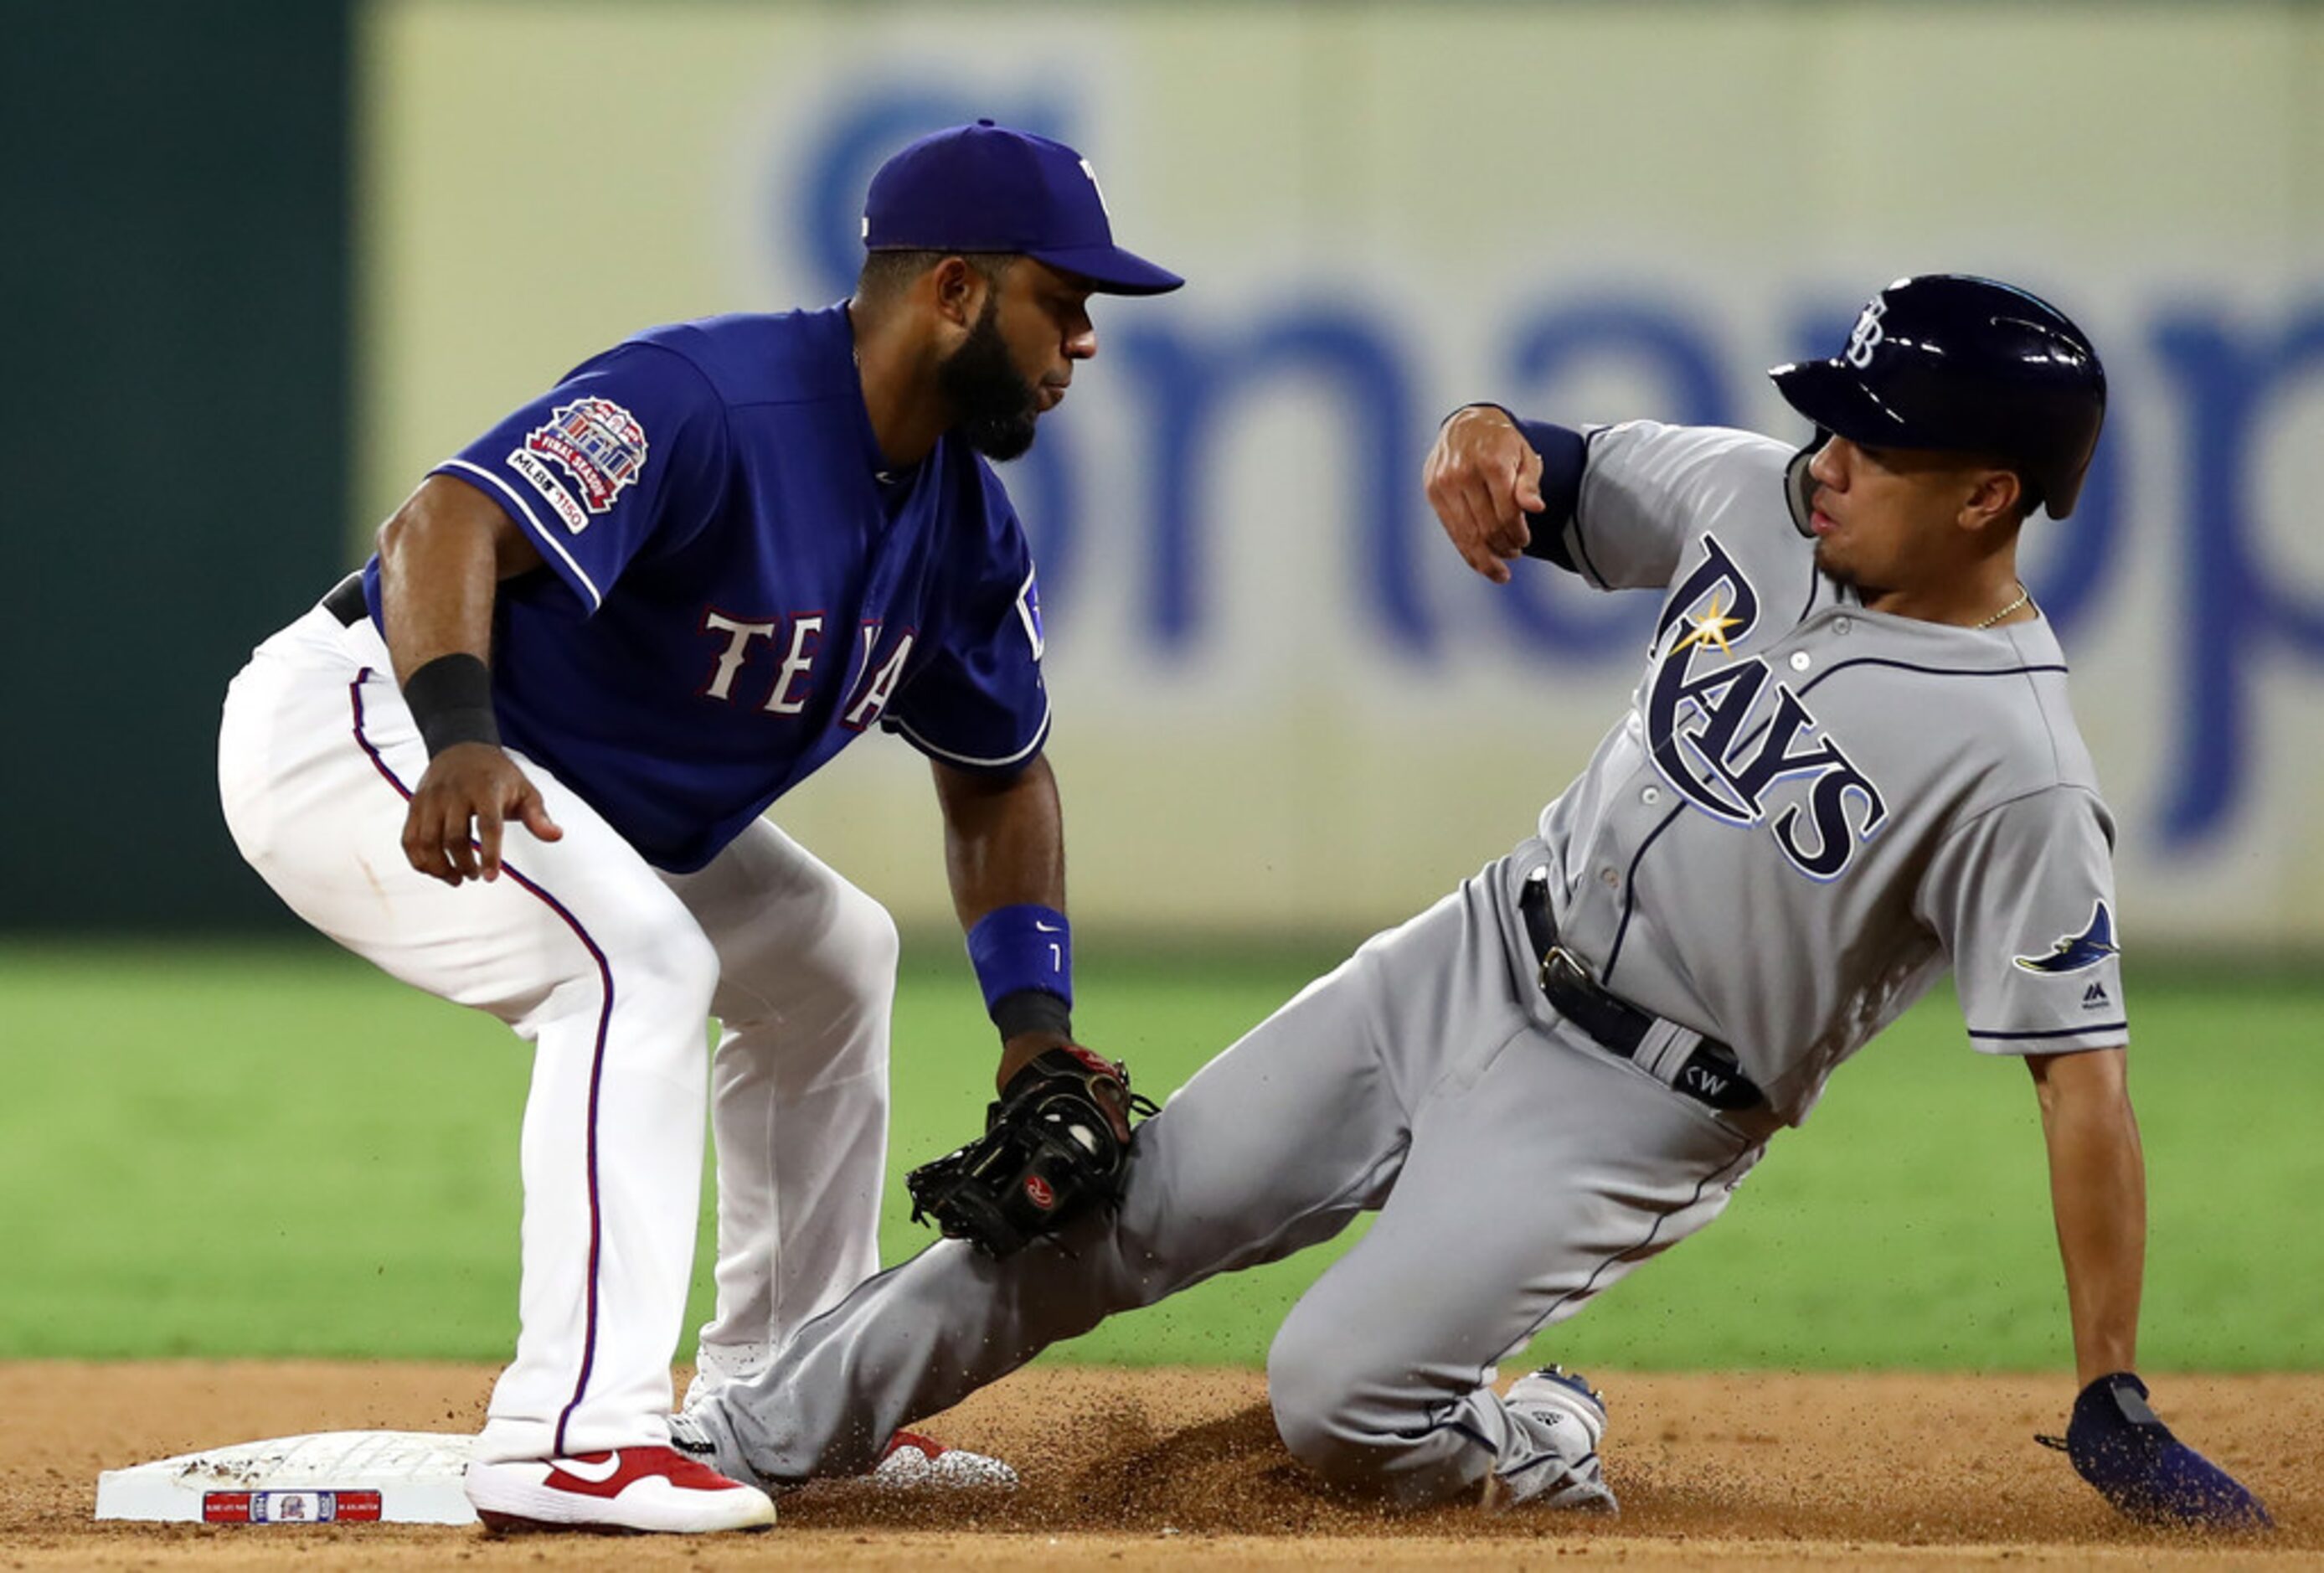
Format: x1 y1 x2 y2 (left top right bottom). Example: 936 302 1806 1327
95 1431 478 1525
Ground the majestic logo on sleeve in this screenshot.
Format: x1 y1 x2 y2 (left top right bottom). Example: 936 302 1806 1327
1646 534 1889 879
511 397 650 531
2012 900 2120 974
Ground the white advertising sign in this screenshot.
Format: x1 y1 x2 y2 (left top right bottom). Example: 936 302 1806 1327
364 3 2324 941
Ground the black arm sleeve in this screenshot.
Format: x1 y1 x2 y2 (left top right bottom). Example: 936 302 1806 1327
1512 418 1588 570
1437 404 1591 572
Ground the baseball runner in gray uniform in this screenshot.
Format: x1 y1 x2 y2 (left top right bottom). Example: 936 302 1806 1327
674 276 2267 1529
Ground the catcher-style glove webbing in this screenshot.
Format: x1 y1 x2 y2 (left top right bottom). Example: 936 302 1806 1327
906 1045 1156 1258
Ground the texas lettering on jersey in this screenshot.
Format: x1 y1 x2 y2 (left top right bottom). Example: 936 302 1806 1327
841 622 917 732
695 607 917 731
1646 534 1888 879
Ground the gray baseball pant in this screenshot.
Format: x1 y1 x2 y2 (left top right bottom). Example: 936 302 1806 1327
690 843 1770 1507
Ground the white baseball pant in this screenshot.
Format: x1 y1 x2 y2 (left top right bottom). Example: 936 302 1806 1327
218 601 893 1462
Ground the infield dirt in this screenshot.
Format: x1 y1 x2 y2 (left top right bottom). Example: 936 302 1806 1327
1 1362 2314 1569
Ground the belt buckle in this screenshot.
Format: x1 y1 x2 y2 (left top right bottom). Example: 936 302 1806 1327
1537 944 1596 995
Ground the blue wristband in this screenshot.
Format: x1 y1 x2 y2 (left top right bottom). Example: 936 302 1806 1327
966 904 1073 1013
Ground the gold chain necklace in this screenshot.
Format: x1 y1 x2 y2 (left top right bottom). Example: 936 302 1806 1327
1974 581 2032 630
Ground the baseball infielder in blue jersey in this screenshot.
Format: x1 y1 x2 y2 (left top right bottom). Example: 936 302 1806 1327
673 276 2270 1534
219 121 1180 1534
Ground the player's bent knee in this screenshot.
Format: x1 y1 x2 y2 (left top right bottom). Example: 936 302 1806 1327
782 883 898 1057
1268 1391 1394 1488
714 877 897 1024
1265 1332 1382 1483
821 882 899 1001
1267 1313 1457 1493
610 915 724 1032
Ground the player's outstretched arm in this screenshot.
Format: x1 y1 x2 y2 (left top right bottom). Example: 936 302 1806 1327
2028 1048 2144 1385
2028 1049 2270 1529
1423 405 1545 584
930 755 1073 1086
912 756 1150 1257
377 474 560 885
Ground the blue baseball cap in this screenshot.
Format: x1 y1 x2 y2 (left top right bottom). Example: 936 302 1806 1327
863 120 1183 297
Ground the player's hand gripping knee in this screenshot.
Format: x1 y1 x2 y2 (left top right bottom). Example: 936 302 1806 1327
2040 1372 2271 1530
1424 405 1546 585
401 742 564 886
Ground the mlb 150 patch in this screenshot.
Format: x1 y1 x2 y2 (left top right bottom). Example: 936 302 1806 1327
517 396 650 525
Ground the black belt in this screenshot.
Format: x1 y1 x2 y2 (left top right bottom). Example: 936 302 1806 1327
323 572 367 627
1518 869 1766 1112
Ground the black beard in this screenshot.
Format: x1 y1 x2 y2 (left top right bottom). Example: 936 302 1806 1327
937 295 1041 461
1812 540 1889 601
1811 538 1851 584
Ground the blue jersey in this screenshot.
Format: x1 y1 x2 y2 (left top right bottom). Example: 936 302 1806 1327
358 306 1051 873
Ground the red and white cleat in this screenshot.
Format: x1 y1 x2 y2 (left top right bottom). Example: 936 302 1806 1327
466 1446 776 1533
869 1430 1019 1491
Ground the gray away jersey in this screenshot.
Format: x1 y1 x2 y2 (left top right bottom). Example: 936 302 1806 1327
1531 420 2128 1124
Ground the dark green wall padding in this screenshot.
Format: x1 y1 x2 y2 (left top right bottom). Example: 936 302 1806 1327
0 1 351 931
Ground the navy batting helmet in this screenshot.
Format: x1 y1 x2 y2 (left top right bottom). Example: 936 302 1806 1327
1770 275 2107 518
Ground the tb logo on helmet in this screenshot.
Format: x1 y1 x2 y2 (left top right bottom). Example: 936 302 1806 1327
1844 297 1889 369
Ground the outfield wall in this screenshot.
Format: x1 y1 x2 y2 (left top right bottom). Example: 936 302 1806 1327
1 2 349 931
358 1 2324 946
12 3 2321 946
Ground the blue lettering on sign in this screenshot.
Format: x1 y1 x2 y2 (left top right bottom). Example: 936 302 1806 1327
2017 415 2120 641
2151 307 2324 847
1494 301 1729 655
791 90 1074 302
1116 310 1425 652
789 89 1082 595
787 91 2319 851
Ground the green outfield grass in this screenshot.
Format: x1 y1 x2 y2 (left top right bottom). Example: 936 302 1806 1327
3 940 2318 1371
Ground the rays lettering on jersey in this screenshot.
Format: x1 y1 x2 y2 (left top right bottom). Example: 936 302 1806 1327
1646 534 1889 879
695 608 915 728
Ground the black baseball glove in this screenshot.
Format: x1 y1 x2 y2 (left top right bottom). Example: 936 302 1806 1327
2038 1372 2271 1529
906 1045 1157 1258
